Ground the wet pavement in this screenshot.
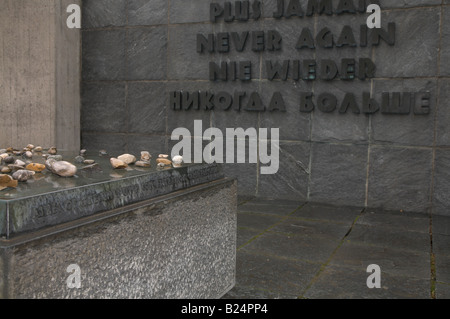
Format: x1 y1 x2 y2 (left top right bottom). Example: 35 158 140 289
223 197 450 299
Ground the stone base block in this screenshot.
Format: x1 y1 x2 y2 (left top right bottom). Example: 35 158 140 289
0 178 237 299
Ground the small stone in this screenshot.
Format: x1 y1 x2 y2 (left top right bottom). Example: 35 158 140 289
48 147 57 155
172 155 183 168
26 144 35 150
0 149 6 154
99 150 108 157
34 146 43 152
141 151 152 162
26 163 46 172
48 161 77 177
156 158 172 166
0 174 18 188
158 154 169 159
12 170 35 182
8 164 25 171
110 158 128 169
13 151 23 156
6 147 14 153
1 166 11 174
48 155 63 162
0 153 8 160
15 159 26 167
157 163 166 168
80 149 87 156
118 154 137 165
135 161 151 168
83 159 95 165
24 151 33 159
74 156 85 163
4 156 15 164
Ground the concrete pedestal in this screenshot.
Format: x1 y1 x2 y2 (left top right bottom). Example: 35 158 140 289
0 160 237 299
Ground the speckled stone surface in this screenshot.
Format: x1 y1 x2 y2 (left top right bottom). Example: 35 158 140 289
0 178 237 299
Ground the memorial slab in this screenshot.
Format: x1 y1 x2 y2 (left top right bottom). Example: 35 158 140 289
0 155 236 299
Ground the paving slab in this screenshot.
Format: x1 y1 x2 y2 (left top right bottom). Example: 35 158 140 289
238 203 302 216
303 264 431 299
357 210 430 233
270 218 352 241
237 212 284 231
245 198 305 207
433 234 450 257
436 283 450 299
330 241 431 280
290 202 363 225
241 231 341 264
346 224 431 253
433 215 450 235
227 250 321 299
435 254 450 284
236 227 262 249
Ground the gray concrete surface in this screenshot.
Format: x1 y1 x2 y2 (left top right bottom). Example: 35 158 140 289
224 196 450 299
0 0 80 151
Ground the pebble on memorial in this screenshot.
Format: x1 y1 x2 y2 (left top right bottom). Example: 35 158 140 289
12 170 35 182
141 151 152 162
110 158 128 169
172 155 183 168
135 161 151 168
156 158 172 166
118 154 137 165
46 160 77 177
26 163 46 172
0 174 18 188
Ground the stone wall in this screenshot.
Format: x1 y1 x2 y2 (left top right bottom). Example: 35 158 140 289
81 0 450 216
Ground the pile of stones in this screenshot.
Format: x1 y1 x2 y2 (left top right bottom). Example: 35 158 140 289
0 145 79 191
0 145 184 191
109 152 183 169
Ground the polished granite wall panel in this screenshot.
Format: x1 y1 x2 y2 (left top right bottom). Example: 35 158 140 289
80 0 450 214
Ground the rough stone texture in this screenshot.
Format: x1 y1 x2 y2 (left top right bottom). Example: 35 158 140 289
373 7 440 78
258 141 310 200
82 30 127 81
127 26 167 81
436 79 450 146
440 6 450 76
81 83 127 133
432 149 450 217
309 143 368 207
1 178 237 299
0 0 80 152
368 146 433 213
82 0 127 28
371 79 437 146
81 1 450 215
1 162 224 237
128 0 168 26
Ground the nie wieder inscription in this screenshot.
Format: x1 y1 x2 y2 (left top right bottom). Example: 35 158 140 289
169 0 431 116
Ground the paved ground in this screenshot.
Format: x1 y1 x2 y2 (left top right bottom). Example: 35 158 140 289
223 197 450 299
